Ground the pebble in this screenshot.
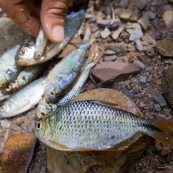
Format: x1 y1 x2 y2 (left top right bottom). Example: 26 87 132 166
91 61 140 83
162 10 173 28
135 39 143 51
103 55 118 61
104 49 116 55
125 90 133 97
112 25 125 40
152 95 167 107
100 27 111 39
28 121 36 133
144 47 155 57
139 102 145 108
139 75 147 83
138 15 150 30
146 11 156 20
119 9 133 20
133 60 145 69
129 29 143 41
97 18 121 29
137 0 147 10
155 38 173 57
119 0 129 8
153 103 161 112
0 119 11 129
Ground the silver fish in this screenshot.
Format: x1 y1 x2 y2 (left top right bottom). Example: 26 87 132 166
37 44 103 118
35 101 173 151
0 77 46 119
16 10 86 66
44 43 89 103
0 45 21 88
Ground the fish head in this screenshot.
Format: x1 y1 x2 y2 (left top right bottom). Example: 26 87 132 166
44 83 61 103
0 105 10 118
37 101 52 119
0 74 7 88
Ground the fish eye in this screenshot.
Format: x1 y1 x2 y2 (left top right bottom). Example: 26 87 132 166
41 112 47 118
36 121 42 130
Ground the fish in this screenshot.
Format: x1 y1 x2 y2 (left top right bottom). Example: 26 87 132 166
0 45 22 88
0 77 46 119
4 64 46 93
44 42 89 103
37 44 103 119
35 100 173 151
16 10 86 66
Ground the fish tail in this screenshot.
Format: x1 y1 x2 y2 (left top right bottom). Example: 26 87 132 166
146 120 173 149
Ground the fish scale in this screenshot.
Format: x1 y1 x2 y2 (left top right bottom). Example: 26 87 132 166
35 100 158 150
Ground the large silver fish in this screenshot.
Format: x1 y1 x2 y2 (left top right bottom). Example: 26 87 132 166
16 10 86 66
0 45 21 88
35 101 173 151
44 43 89 103
0 77 46 118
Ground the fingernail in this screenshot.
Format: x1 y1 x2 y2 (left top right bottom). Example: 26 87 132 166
51 25 64 42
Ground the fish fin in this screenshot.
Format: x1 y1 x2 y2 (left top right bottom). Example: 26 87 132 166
144 119 173 149
90 100 118 107
49 140 71 151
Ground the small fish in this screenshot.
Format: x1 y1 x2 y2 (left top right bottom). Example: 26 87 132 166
4 64 46 93
16 10 86 66
0 45 21 88
44 43 89 103
35 101 173 151
0 77 46 119
37 44 103 118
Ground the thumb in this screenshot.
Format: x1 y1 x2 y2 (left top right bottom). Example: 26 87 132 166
41 0 73 43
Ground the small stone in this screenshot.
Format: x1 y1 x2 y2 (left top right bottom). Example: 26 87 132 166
162 65 173 109
135 39 143 51
153 103 161 112
97 18 121 29
152 95 167 107
133 60 145 69
28 121 36 133
125 90 133 97
91 61 140 83
138 15 150 30
126 23 142 30
112 25 125 40
103 55 118 61
119 9 133 20
0 119 11 129
139 102 145 108
139 75 147 83
137 0 147 10
119 0 129 8
162 10 173 28
155 38 173 57
104 50 116 55
144 47 155 57
146 11 156 20
129 29 143 41
100 27 111 39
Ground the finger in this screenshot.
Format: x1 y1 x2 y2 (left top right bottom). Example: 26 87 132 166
41 0 73 43
0 0 40 36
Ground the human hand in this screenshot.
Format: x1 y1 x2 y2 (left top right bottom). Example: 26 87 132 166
0 0 73 43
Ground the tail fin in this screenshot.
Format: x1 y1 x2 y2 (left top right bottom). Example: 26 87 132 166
147 120 173 149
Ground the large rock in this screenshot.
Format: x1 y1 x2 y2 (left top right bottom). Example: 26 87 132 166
162 65 173 109
0 133 35 173
91 61 140 83
46 89 150 173
0 17 25 55
155 38 173 57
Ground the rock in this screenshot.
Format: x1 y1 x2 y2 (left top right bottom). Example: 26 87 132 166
112 25 125 40
100 27 111 39
129 29 143 41
138 15 150 30
126 23 142 30
0 17 25 55
105 42 127 56
0 119 11 129
162 10 173 28
137 0 147 10
144 47 155 57
119 9 133 20
0 133 35 173
104 49 116 55
125 90 133 97
139 75 147 83
153 103 161 112
135 39 143 51
28 121 36 133
146 11 156 20
162 65 173 109
155 38 173 57
103 55 118 61
152 95 167 107
97 18 121 29
91 61 140 83
119 0 129 8
133 60 145 69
